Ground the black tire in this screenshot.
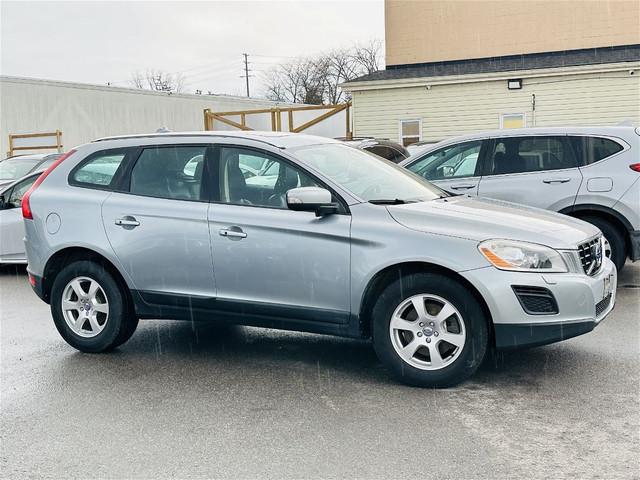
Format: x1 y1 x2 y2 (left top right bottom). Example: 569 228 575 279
372 272 489 388
50 260 137 353
582 216 626 272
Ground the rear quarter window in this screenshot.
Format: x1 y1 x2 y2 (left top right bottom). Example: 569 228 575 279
571 136 624 166
71 151 128 188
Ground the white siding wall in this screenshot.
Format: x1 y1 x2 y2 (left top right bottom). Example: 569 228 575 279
0 77 299 156
351 68 640 143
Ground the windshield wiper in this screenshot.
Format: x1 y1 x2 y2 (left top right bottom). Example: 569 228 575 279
368 199 407 205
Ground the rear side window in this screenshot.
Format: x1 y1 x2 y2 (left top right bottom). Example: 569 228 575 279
130 146 207 201
72 152 127 187
486 136 576 175
571 136 624 166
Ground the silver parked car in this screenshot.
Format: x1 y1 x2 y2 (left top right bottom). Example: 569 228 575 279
400 126 640 272
0 153 64 189
0 169 46 264
23 132 616 388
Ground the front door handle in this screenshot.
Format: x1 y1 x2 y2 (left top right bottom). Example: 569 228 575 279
543 178 571 184
115 216 140 228
219 228 247 239
450 184 476 190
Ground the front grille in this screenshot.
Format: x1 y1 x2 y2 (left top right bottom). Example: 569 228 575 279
512 286 559 315
595 294 612 317
578 237 603 276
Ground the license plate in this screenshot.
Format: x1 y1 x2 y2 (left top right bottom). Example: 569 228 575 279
603 274 613 299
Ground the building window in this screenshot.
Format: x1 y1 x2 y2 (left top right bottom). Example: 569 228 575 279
500 113 526 129
399 119 422 146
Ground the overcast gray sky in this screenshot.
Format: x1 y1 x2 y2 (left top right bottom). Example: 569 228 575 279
1 0 384 97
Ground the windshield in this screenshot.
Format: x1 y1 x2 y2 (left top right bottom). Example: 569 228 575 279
0 158 41 181
289 143 446 202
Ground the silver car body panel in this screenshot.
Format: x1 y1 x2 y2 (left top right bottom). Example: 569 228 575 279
102 192 215 298
207 203 351 317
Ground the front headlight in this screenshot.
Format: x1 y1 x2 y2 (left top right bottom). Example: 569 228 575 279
478 239 568 272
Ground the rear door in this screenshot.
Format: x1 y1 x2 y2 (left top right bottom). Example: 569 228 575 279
101 145 215 300
477 135 583 211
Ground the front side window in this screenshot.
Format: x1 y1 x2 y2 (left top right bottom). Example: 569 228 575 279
219 147 318 208
130 146 206 200
487 136 576 175
406 141 482 181
290 143 444 202
571 136 624 166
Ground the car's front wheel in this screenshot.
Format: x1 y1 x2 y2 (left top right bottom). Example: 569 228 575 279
50 260 137 352
372 272 489 388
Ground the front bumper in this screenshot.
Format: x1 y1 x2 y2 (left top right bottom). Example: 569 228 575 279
462 258 617 350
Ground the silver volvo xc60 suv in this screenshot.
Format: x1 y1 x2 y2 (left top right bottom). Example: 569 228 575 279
22 132 617 387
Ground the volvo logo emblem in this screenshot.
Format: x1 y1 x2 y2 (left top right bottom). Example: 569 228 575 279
422 327 434 337
594 242 603 269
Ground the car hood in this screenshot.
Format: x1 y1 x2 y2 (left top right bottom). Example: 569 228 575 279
386 195 599 249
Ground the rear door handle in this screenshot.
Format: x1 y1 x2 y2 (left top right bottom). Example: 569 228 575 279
449 184 476 190
219 228 247 239
115 217 140 227
543 178 571 184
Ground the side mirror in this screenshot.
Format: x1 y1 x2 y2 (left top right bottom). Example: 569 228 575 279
287 187 338 217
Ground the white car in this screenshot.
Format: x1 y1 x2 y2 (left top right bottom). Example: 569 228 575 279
401 126 640 271
0 169 45 264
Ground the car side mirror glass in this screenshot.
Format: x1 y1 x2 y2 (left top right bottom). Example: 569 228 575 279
287 187 338 217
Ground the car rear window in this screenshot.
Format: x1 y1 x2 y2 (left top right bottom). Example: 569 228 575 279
571 136 624 166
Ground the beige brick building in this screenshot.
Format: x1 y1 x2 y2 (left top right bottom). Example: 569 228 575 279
343 0 640 144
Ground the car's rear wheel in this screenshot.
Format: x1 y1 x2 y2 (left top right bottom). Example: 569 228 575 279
372 272 489 388
51 260 137 352
582 216 626 272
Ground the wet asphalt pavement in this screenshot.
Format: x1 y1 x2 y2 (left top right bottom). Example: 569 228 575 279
1 262 638 479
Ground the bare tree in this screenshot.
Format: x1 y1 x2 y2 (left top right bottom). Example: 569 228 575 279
263 57 324 104
261 40 383 105
129 69 185 93
350 39 384 75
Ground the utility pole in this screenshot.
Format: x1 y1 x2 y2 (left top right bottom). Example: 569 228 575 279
242 53 251 97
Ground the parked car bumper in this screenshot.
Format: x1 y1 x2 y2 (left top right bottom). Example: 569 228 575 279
462 258 617 349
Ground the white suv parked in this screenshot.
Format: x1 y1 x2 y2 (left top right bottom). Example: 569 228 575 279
401 126 640 271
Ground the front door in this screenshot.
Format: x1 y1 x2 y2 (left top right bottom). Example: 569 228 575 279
208 146 352 323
